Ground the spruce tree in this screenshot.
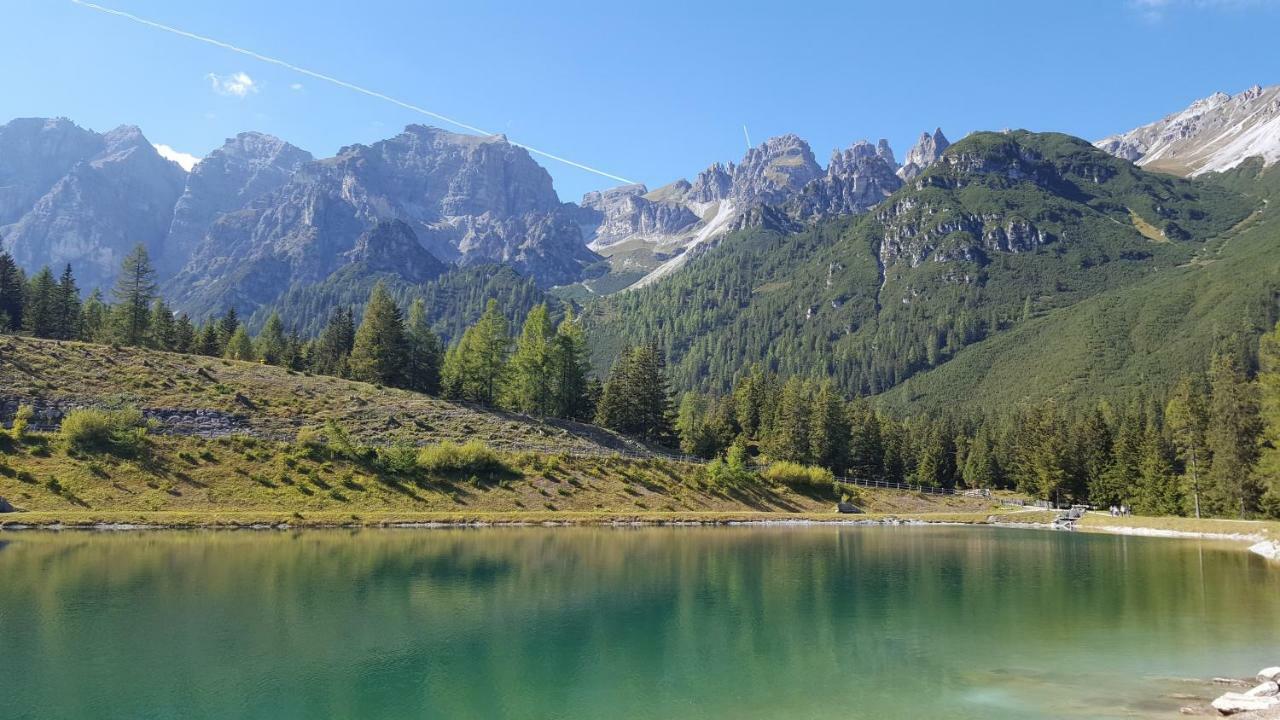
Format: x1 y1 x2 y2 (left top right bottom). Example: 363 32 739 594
149 298 176 350
808 381 850 472
1135 420 1180 515
0 250 24 332
23 267 58 338
596 344 674 443
197 323 222 357
313 307 356 376
173 313 196 354
1206 352 1264 517
763 377 812 463
404 299 443 395
54 264 80 340
961 427 998 489
219 307 240 345
848 400 884 480
111 244 157 346
1256 323 1280 518
79 289 109 342
256 312 288 366
348 282 408 386
1166 374 1210 518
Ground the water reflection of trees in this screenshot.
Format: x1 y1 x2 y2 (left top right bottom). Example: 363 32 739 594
2 528 1278 719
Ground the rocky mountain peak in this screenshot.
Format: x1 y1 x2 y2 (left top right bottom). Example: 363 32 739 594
1 120 185 291
876 139 897 167
160 131 314 276
897 128 951 181
790 139 903 221
732 134 823 203
1096 83 1280 176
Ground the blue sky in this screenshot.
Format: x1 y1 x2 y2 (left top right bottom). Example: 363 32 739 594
3 0 1279 201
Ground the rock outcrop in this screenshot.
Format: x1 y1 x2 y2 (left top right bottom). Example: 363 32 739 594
791 140 903 220
342 219 448 283
0 121 186 290
897 128 951 181
1096 84 1280 176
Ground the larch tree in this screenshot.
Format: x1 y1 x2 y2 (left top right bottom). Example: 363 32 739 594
111 244 157 346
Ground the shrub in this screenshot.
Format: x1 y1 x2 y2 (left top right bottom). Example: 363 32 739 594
376 444 419 475
60 407 147 456
322 421 359 459
416 441 509 476
10 404 34 441
761 461 835 488
293 426 328 459
705 444 756 486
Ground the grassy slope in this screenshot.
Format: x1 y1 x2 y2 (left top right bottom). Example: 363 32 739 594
0 335 638 453
0 336 1002 520
878 161 1280 413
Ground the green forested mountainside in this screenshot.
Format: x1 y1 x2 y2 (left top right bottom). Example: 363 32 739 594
879 158 1280 413
583 131 1257 401
250 264 558 343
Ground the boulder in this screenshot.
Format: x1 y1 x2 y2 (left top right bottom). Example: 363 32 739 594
836 502 862 514
0 496 14 513
1212 692 1280 715
1245 681 1279 697
1259 667 1280 683
1250 541 1280 561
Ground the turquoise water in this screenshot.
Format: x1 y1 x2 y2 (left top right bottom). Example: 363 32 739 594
1 526 1277 719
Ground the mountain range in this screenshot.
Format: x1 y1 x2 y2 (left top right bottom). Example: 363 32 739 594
2 83 1280 411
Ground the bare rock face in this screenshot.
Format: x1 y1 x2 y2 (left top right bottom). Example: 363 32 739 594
576 183 699 249
0 118 106 226
343 219 447 283
162 132 312 276
1 122 186 291
897 128 951 181
1096 84 1280 176
791 140 903 220
168 125 598 318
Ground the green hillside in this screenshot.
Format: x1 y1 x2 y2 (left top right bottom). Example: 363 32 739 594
584 131 1259 405
879 158 1280 412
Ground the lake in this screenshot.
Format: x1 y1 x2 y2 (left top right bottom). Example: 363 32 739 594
1 526 1277 719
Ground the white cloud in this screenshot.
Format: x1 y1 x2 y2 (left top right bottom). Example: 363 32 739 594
207 71 257 97
153 143 200 171
290 82 303 91
1130 0 1277 20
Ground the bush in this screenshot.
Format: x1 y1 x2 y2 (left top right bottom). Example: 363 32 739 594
376 444 419 475
416 441 509 476
761 461 835 488
705 444 756 486
60 407 147 456
9 404 33 441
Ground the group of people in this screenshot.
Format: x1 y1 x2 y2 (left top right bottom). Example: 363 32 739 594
1108 505 1131 517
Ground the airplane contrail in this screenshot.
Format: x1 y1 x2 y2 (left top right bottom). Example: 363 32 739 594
743 125 752 149
68 0 637 185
